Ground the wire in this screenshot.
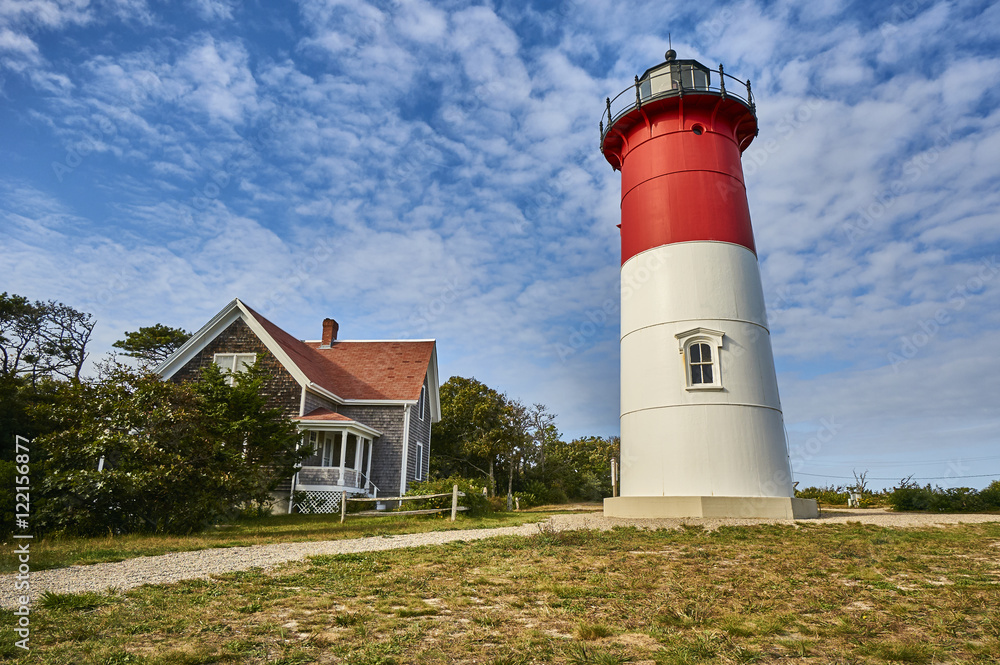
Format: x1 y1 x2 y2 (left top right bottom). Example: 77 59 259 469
792 455 1000 469
795 471 1000 482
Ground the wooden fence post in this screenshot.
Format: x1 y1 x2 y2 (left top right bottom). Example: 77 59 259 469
451 484 458 522
340 490 347 523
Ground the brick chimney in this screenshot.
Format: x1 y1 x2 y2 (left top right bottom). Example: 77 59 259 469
321 318 339 347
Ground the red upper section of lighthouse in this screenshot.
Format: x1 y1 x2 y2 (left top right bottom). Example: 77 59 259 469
600 57 760 265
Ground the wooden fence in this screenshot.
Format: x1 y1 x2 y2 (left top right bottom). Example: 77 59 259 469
340 484 467 523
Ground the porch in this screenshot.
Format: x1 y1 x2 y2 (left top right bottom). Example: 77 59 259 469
291 408 383 514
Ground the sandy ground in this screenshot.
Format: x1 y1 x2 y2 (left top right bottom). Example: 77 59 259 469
4 508 998 608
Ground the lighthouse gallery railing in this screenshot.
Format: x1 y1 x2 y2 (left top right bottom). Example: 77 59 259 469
600 62 755 146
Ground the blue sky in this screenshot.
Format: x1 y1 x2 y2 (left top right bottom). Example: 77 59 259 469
2 0 999 490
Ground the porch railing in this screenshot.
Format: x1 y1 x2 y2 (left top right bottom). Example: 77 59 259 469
298 466 361 489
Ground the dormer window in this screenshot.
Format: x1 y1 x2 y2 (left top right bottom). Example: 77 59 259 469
675 328 725 391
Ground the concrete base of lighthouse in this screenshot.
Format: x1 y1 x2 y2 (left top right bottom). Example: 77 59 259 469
604 496 819 519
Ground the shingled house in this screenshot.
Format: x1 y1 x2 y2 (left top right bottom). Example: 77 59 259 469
155 298 440 513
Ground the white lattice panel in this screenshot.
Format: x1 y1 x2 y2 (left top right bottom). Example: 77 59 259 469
295 491 342 514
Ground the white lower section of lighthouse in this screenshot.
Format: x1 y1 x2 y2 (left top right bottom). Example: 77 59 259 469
605 241 818 519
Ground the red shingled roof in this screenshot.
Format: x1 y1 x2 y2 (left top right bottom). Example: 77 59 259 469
242 303 433 401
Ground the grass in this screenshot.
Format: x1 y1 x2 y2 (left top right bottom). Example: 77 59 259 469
0 511 553 573
2 521 1000 663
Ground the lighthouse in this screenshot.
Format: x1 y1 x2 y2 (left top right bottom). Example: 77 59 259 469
601 51 818 519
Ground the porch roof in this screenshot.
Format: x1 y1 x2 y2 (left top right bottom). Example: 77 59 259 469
293 408 382 438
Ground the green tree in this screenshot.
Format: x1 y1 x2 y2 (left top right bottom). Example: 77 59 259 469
431 376 620 505
431 376 507 495
113 323 191 367
29 362 305 535
501 400 558 509
526 435 620 503
0 293 43 376
192 361 304 511
0 292 95 381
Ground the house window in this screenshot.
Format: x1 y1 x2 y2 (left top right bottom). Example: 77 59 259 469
213 353 256 385
418 385 426 421
415 441 423 480
689 343 714 385
675 328 725 391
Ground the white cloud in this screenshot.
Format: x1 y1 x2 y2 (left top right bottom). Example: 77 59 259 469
392 0 446 44
190 0 233 21
174 36 258 124
0 0 92 29
0 26 39 58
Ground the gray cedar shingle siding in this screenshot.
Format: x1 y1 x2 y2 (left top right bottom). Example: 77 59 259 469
303 390 337 416
170 318 300 418
408 379 431 483
337 404 406 495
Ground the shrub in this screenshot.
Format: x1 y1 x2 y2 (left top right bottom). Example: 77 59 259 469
0 460 14 539
486 495 508 512
795 485 849 505
29 363 305 536
888 479 999 513
979 480 1000 509
513 491 540 509
524 479 566 506
887 479 929 511
405 476 493 516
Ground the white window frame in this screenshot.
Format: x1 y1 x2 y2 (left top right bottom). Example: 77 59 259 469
320 433 334 467
675 328 725 391
308 431 318 458
343 433 359 471
415 441 423 480
418 385 426 421
213 353 256 385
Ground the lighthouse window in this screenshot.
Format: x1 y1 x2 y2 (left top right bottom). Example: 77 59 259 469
689 343 714 384
676 328 725 391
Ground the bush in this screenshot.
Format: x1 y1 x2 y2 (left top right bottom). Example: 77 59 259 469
888 479 1000 513
0 459 14 539
523 479 566 505
796 485 849 505
856 493 885 508
28 363 305 536
978 480 1000 509
512 491 540 509
405 476 493 516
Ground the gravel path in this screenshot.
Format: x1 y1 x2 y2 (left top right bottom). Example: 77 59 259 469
5 508 998 608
